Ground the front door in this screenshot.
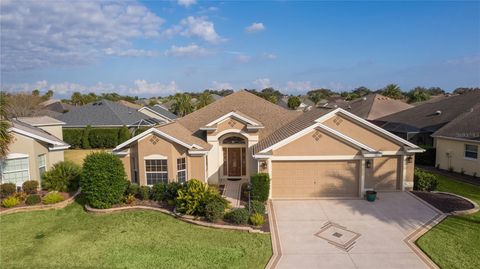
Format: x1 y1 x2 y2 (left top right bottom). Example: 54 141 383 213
228 148 242 176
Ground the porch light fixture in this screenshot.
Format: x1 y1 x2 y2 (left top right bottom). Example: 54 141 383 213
365 160 372 169
260 161 268 170
406 156 413 163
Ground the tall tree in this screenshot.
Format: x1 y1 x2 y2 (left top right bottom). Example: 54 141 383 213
352 86 371 97
171 93 194 117
308 92 323 105
0 92 13 158
196 92 214 109
407 87 431 103
287 96 301 109
32 89 40 96
4 92 43 117
42 90 54 100
381 84 404 99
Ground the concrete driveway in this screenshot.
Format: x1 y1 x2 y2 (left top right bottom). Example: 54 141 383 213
269 192 441 269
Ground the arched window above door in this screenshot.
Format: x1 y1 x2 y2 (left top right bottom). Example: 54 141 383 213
222 136 246 145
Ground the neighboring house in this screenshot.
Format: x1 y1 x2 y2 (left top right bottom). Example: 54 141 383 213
432 104 480 176
375 91 480 146
278 96 315 111
342 93 413 120
138 104 178 122
0 116 69 187
116 100 142 110
113 91 423 199
57 99 163 129
40 99 77 114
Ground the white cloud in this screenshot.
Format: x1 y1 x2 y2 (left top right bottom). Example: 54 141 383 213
0 0 164 71
253 78 272 89
104 48 160 57
245 22 265 33
180 16 224 43
177 0 197 8
212 81 233 90
285 81 313 92
262 53 277 60
165 44 209 57
132 80 178 95
235 55 251 63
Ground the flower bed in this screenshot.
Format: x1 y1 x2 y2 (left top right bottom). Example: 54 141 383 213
0 189 80 215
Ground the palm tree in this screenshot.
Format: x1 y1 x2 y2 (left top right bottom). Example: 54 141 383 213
382 84 404 100
171 93 194 117
0 92 13 158
196 92 214 109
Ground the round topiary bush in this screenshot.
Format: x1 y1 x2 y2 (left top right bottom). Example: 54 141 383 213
81 152 128 209
0 183 16 198
22 180 39 194
225 208 249 225
25 194 42 205
249 213 265 227
42 161 82 192
413 168 439 191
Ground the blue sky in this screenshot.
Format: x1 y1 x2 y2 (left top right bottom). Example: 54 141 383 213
1 0 479 97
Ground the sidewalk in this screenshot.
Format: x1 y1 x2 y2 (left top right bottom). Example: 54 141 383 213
417 165 480 186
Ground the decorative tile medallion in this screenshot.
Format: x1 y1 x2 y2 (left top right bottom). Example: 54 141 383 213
312 130 322 141
228 120 236 127
314 221 361 251
149 136 160 145
333 116 343 126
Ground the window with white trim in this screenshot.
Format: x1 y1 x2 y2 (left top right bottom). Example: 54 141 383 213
1 157 29 186
465 144 478 159
37 154 46 177
177 157 187 183
145 159 168 185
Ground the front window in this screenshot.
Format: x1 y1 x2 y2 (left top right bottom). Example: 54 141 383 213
145 159 168 185
177 157 187 183
37 154 46 178
1 157 30 186
465 144 478 159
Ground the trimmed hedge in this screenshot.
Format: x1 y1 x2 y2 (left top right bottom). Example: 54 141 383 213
63 127 134 149
225 208 249 225
0 183 17 198
81 152 128 209
26 194 42 205
413 168 439 191
22 180 38 194
88 128 119 148
63 129 83 148
251 173 270 202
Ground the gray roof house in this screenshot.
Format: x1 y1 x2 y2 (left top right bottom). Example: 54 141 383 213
138 104 178 122
57 99 162 128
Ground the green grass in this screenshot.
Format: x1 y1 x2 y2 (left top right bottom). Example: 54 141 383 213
64 149 111 166
0 197 272 269
416 172 480 269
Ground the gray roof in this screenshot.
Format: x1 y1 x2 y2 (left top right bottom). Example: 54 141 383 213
57 99 160 127
377 91 480 133
432 103 480 141
148 105 178 120
10 119 69 148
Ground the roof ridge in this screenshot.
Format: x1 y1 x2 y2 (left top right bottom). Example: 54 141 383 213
103 99 145 125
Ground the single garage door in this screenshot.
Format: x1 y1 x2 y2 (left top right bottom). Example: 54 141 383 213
272 161 359 198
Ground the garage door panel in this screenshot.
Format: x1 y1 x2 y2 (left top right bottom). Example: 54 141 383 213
272 161 359 198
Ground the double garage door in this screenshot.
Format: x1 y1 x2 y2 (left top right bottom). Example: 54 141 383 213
272 160 360 198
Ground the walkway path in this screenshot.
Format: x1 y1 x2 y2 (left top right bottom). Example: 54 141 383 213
221 179 245 208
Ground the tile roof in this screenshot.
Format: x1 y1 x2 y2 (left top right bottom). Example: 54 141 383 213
177 90 302 138
432 103 480 141
16 116 65 126
10 119 69 147
253 107 334 153
342 93 413 120
57 99 157 127
148 105 178 120
377 90 480 133
156 122 211 149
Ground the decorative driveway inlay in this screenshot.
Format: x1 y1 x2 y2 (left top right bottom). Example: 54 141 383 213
314 221 361 251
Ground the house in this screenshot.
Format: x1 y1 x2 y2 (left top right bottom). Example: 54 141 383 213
0 116 69 187
116 100 142 110
375 91 480 146
278 96 315 111
341 93 413 120
432 103 479 176
113 91 423 199
138 104 178 122
57 99 165 129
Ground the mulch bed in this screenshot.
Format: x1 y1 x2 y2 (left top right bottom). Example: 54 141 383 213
0 191 75 212
412 191 474 213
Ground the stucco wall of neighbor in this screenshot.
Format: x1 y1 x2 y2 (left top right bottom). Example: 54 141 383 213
211 117 247 136
7 133 49 182
37 125 63 140
323 114 402 152
436 138 480 176
272 129 360 156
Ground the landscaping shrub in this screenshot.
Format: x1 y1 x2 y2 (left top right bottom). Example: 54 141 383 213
13 192 27 202
2 196 19 208
42 192 64 204
25 194 41 205
88 128 119 148
22 180 39 194
165 182 183 201
0 183 16 198
126 182 140 196
249 213 265 227
225 208 249 225
81 152 128 209
250 200 266 215
82 125 91 149
414 168 439 191
204 195 228 222
151 182 167 201
63 128 83 148
118 125 131 143
42 161 82 192
176 179 225 216
250 173 270 202
138 186 151 200
125 194 136 205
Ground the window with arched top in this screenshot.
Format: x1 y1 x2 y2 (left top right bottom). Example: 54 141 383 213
222 136 246 145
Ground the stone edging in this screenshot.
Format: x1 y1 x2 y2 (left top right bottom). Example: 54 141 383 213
265 200 281 269
0 189 81 216
84 204 266 234
432 191 480 215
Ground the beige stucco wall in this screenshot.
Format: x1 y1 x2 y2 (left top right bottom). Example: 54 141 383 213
37 125 64 140
436 138 480 176
211 118 247 136
273 129 360 156
188 156 205 181
405 155 415 189
364 156 400 190
323 115 402 152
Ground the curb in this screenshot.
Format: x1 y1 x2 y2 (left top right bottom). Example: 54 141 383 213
84 204 267 234
0 189 81 216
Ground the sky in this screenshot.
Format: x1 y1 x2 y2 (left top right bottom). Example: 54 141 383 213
1 0 479 98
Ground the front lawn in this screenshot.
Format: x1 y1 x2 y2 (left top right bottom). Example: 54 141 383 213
416 172 480 269
0 197 272 269
64 149 111 165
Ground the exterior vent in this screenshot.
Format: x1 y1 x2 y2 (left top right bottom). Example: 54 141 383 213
435 110 442 115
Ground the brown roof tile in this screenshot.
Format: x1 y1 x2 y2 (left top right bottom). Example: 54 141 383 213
156 122 211 150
